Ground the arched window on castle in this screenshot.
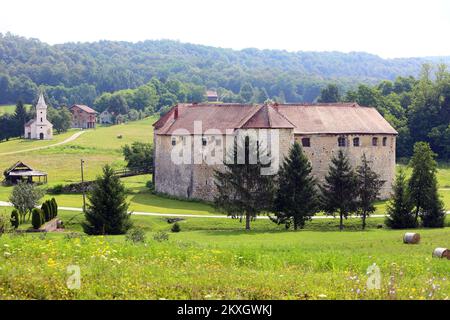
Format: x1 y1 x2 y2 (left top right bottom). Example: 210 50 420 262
353 137 360 147
372 137 378 146
383 137 387 146
338 137 346 147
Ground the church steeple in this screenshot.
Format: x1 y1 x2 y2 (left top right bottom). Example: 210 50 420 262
36 93 47 110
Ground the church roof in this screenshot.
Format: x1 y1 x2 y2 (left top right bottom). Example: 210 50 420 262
154 103 397 135
25 119 36 127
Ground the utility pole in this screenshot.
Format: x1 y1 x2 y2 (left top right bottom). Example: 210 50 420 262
81 159 86 213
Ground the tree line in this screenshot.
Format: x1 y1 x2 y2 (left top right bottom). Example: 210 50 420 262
317 65 450 160
214 139 445 231
3 32 449 107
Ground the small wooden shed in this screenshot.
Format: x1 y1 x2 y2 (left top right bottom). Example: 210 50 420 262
3 161 48 184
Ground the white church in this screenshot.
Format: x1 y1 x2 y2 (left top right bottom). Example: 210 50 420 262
24 93 53 140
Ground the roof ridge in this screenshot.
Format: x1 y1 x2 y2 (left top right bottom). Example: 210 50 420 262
237 105 263 129
269 105 296 128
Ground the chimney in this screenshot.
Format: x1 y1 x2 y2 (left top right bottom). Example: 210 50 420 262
174 106 179 119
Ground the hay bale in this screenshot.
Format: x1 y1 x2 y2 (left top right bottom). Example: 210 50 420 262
432 248 450 259
403 232 420 244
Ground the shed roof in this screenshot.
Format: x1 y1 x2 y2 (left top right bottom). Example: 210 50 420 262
4 161 47 177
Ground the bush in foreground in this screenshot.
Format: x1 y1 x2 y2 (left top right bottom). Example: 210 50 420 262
126 227 146 243
171 222 181 233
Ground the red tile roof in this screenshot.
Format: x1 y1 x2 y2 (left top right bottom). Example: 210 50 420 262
70 104 97 114
154 103 397 135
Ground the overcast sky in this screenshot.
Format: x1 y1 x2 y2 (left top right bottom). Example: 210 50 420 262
1 0 449 58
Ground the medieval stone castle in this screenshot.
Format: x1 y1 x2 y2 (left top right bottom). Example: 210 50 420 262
153 103 397 201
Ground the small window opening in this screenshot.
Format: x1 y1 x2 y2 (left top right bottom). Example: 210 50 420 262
353 137 360 147
372 137 378 146
338 137 346 147
382 137 387 146
301 138 311 147
171 138 176 146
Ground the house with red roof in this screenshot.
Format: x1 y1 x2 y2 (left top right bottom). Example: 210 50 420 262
69 105 98 129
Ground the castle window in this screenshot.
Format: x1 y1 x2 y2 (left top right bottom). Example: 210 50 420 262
202 137 207 146
215 138 221 146
372 137 378 146
353 137 360 147
301 138 311 147
338 137 346 147
40 118 43 122
383 137 387 146
171 138 176 146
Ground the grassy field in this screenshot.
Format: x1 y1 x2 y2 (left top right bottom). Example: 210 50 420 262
0 209 448 300
0 104 30 115
0 117 449 300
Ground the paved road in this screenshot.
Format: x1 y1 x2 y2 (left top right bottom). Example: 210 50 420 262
0 131 86 156
1 201 448 220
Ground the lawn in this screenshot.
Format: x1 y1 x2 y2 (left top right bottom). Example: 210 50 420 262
0 104 30 115
0 208 448 300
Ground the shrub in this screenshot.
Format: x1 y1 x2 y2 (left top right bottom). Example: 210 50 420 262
41 201 51 222
0 214 9 234
31 208 43 229
48 184 64 195
146 180 154 191
126 227 146 243
51 198 58 218
171 222 181 233
153 231 169 242
10 210 19 229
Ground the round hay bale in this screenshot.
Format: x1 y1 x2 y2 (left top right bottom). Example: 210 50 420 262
403 233 420 244
432 248 450 259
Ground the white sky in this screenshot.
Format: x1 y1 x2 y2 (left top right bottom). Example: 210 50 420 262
1 0 449 58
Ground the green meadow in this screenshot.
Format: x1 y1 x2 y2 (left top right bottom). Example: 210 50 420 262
0 116 449 300
0 208 449 300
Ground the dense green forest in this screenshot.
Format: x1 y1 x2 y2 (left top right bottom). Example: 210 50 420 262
1 32 450 106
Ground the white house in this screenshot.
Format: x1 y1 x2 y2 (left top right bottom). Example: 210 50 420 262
24 93 53 140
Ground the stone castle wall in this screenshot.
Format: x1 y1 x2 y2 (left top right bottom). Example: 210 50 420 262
154 129 396 201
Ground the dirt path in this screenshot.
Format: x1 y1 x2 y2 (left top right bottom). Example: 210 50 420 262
0 131 86 156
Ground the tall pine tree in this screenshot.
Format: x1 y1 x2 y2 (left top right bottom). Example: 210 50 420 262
385 169 417 229
13 100 28 137
355 154 385 230
408 142 445 227
320 150 358 231
214 136 276 230
82 165 132 235
272 142 319 230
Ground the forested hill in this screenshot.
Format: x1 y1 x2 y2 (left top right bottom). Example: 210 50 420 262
1 32 450 104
